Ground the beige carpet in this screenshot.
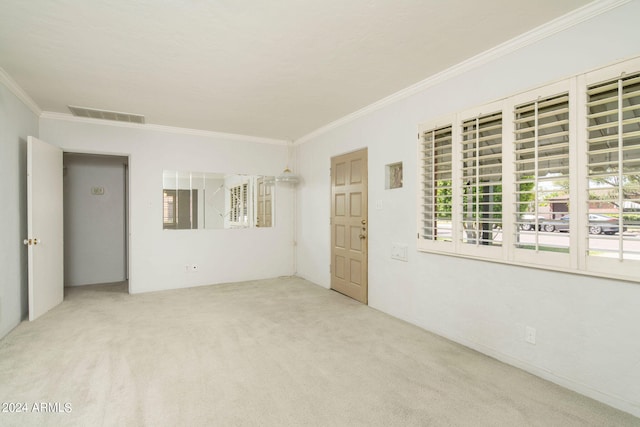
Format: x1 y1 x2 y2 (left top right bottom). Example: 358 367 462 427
0 276 637 426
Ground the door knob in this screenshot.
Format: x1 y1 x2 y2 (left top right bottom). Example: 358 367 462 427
23 239 32 246
361 219 367 225
359 233 366 239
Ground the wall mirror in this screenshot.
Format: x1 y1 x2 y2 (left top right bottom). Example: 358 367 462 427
162 170 275 230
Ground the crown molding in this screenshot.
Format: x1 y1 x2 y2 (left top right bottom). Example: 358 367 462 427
40 112 290 146
0 67 42 116
294 0 630 145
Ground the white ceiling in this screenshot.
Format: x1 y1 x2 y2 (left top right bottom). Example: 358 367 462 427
0 0 593 141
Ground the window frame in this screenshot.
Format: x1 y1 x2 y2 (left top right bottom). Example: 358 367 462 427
416 55 640 284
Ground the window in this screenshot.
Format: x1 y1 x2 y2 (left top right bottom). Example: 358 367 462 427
587 72 640 261
514 93 570 253
163 189 198 229
417 55 640 283
420 123 453 244
460 111 502 247
163 191 175 225
229 183 248 225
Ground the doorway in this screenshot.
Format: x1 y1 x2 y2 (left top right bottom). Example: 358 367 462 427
63 153 129 291
330 148 368 304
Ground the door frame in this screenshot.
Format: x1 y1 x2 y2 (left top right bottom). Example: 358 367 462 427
63 150 131 292
330 147 368 304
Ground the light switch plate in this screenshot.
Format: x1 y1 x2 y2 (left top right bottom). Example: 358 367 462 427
391 243 408 262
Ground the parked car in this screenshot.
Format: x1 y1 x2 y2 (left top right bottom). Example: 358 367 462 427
519 214 545 231
542 214 627 234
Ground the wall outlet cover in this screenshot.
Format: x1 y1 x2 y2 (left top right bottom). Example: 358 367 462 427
525 326 536 344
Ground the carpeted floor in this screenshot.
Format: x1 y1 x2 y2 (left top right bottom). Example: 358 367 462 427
0 276 637 426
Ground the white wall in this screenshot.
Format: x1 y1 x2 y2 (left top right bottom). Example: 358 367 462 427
295 2 640 417
63 154 127 286
0 82 38 339
40 118 295 294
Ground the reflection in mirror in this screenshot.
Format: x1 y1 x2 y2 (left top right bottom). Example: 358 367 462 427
162 171 275 229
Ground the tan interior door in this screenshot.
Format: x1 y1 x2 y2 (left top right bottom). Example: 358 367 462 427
256 177 272 227
331 148 368 304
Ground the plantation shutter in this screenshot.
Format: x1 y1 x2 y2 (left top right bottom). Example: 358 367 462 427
421 125 453 241
587 73 640 260
230 186 241 223
242 183 248 223
514 93 570 252
460 112 502 246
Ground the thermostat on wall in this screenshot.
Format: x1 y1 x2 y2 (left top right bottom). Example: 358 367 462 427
91 186 105 195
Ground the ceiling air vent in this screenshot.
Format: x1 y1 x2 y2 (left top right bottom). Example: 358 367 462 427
68 105 145 124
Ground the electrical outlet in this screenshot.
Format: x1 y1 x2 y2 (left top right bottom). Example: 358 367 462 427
525 326 536 344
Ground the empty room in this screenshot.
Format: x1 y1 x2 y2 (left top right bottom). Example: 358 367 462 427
1 0 640 425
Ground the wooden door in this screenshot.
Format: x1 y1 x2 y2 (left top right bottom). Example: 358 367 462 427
26 136 64 320
256 177 272 227
331 148 368 303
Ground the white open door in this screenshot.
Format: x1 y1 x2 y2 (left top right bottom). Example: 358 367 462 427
25 136 64 321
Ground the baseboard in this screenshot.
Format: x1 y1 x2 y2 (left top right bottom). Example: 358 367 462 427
423 325 640 418
0 318 22 342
